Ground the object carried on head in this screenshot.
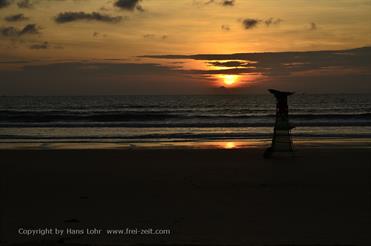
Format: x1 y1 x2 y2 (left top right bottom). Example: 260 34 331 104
264 89 295 158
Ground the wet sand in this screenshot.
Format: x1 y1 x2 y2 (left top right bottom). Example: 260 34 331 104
1 148 371 245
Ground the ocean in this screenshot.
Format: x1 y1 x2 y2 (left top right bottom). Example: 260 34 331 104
1 94 371 146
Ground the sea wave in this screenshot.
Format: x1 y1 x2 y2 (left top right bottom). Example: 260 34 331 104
1 109 371 127
1 121 371 128
1 110 371 119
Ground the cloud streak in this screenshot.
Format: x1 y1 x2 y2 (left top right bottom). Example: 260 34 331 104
204 0 235 6
208 61 251 67
242 18 260 29
264 18 282 26
241 17 282 30
4 14 29 22
114 0 144 11
222 0 235 6
55 12 123 24
0 24 40 37
143 33 168 40
29 41 48 49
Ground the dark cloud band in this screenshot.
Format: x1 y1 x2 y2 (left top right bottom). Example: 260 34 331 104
142 46 371 76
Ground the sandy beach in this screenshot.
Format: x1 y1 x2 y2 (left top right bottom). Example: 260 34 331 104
1 147 370 245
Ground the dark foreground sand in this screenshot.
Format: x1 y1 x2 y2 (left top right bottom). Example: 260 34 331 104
1 148 371 245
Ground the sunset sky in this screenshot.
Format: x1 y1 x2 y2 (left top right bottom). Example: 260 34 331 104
0 0 371 95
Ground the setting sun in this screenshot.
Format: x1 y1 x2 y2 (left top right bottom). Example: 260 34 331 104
219 75 239 86
224 142 236 149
